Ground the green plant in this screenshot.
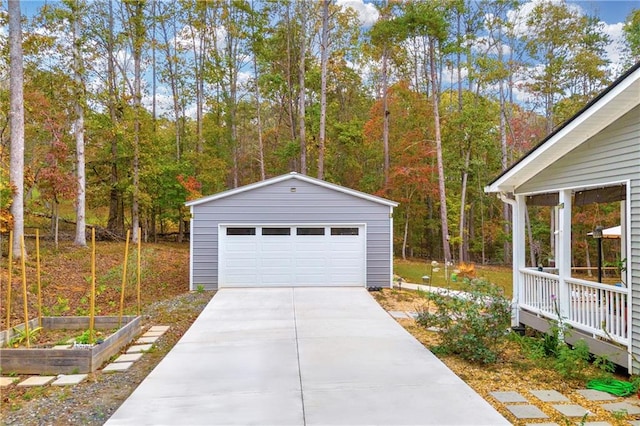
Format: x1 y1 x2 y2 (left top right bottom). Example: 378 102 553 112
611 408 628 420
8 326 43 347
416 278 511 364
554 339 591 379
52 296 70 316
593 354 616 376
196 284 205 293
75 329 97 344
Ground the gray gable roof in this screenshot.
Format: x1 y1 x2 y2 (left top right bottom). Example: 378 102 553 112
185 172 398 208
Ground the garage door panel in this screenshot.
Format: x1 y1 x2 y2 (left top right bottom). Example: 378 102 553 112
220 225 364 288
295 258 327 268
225 258 258 268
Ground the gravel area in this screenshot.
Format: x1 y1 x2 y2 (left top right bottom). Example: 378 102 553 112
1 291 214 425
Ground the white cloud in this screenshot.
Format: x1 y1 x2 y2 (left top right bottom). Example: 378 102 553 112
507 0 584 38
473 35 512 57
602 22 626 72
336 0 379 27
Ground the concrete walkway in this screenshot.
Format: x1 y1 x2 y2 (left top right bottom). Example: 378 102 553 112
106 288 508 425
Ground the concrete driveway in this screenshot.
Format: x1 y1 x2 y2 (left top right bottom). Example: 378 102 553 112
106 288 508 425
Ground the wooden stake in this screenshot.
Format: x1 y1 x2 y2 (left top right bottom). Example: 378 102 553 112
137 227 141 316
36 229 42 328
5 231 13 344
89 228 96 344
119 229 130 327
20 235 30 348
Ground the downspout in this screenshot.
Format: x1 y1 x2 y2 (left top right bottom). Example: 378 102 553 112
498 192 520 327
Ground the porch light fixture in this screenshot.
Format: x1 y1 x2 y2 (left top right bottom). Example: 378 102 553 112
593 226 603 283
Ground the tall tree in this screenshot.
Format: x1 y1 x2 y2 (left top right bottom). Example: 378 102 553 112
122 0 147 243
8 0 25 259
623 9 640 65
402 1 452 264
71 0 88 247
317 0 332 180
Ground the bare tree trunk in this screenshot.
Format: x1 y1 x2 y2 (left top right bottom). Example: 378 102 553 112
107 0 124 237
317 0 330 180
252 53 266 180
402 209 410 260
8 0 25 259
73 8 87 247
381 47 390 187
429 37 451 264
525 207 536 267
298 2 307 175
458 149 471 262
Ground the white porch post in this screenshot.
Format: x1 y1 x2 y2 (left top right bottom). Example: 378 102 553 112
512 194 526 326
557 190 572 327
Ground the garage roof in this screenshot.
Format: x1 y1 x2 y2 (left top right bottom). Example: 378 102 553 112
185 172 399 207
485 61 640 194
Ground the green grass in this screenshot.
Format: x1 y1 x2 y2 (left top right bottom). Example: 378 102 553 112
393 258 513 298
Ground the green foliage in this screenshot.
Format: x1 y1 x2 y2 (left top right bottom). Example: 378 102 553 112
196 284 205 293
9 327 43 347
75 329 97 345
416 278 511 364
554 339 590 379
52 297 70 316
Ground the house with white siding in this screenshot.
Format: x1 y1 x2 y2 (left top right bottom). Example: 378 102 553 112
186 172 397 291
485 62 640 371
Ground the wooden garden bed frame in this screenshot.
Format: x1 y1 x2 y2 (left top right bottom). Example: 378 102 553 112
0 316 141 374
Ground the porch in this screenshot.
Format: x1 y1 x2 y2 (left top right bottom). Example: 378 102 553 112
516 267 630 368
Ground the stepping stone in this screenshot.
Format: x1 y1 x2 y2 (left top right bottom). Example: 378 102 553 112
388 311 410 319
136 336 159 344
102 362 133 373
142 331 164 337
552 404 591 417
17 376 56 387
126 344 153 353
114 353 143 363
505 404 548 419
52 344 72 349
52 374 87 386
525 423 559 426
601 402 640 415
576 389 617 401
582 422 612 426
148 325 169 332
0 377 19 387
490 391 528 403
406 312 419 319
628 421 640 426
530 390 569 402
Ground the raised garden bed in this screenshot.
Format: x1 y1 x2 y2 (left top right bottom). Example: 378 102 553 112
0 316 141 374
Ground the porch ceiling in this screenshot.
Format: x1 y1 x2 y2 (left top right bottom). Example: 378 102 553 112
485 64 640 194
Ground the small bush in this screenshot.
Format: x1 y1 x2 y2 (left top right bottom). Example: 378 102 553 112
416 278 511 364
555 339 590 379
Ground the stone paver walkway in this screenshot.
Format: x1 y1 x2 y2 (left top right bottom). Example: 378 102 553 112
0 325 168 388
489 389 640 425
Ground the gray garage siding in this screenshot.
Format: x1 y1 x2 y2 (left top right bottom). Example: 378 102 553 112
189 176 395 290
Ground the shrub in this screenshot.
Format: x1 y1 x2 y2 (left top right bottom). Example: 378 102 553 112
416 278 511 364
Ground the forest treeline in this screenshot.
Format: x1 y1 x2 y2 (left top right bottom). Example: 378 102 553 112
1 0 639 265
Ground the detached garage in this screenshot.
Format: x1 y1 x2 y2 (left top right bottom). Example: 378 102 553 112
186 172 398 290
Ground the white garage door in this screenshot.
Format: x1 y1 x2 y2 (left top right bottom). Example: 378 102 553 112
219 225 366 287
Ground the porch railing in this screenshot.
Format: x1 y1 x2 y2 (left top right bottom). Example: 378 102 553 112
519 268 629 345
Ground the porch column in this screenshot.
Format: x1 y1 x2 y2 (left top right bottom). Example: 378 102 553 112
557 190 572 324
512 194 527 326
